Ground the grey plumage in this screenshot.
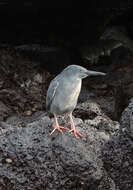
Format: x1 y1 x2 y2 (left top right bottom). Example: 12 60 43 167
46 65 106 137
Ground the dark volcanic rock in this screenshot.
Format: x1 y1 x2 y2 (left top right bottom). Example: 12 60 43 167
80 39 123 65
0 101 11 120
103 98 133 190
101 26 133 52
0 107 118 190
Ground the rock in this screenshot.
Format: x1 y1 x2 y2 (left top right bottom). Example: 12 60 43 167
0 101 11 121
24 110 32 116
120 98 133 138
103 98 133 190
97 170 117 190
33 73 43 84
0 107 118 190
74 101 103 120
80 39 123 64
100 26 133 52
76 94 116 123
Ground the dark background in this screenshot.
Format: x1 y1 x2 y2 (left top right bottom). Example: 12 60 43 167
0 0 133 46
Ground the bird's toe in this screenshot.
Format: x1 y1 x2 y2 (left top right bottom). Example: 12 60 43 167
50 125 68 135
69 127 85 138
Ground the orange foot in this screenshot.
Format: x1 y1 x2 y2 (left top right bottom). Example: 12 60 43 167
50 125 68 135
69 126 85 138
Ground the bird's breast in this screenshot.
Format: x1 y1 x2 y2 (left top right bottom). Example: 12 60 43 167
68 80 81 101
61 79 82 109
50 78 82 114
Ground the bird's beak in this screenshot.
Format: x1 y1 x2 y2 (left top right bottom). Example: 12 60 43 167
86 70 106 76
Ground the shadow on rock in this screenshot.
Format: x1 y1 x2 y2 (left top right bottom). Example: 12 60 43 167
103 98 133 190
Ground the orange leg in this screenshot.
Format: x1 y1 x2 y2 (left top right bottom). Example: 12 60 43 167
69 113 85 138
69 125 85 138
50 114 68 135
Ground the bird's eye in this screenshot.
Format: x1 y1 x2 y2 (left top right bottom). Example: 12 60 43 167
77 69 81 72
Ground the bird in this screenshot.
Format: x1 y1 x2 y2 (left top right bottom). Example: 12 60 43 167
46 65 106 138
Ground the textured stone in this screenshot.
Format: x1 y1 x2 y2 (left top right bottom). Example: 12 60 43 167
103 98 133 190
0 108 118 190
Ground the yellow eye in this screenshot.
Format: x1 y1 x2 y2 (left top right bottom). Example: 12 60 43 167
77 69 81 72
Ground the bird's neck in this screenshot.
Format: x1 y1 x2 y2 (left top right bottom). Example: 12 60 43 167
66 74 81 82
68 76 82 88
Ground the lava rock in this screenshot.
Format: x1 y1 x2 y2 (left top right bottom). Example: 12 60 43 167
0 108 118 190
103 98 133 190
0 101 11 120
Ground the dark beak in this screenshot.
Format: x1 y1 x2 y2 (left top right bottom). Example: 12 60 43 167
86 70 106 76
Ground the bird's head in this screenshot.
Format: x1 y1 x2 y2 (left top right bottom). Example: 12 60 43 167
62 65 106 79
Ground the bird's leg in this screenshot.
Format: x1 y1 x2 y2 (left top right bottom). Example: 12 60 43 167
50 114 68 135
69 112 85 138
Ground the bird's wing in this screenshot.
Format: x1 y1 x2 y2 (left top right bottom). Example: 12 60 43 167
46 78 59 111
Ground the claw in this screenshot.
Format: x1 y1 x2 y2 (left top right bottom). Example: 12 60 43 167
69 127 85 138
50 125 68 135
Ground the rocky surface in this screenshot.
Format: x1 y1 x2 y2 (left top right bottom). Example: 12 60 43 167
0 48 52 120
80 39 123 65
103 98 133 190
0 100 119 190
